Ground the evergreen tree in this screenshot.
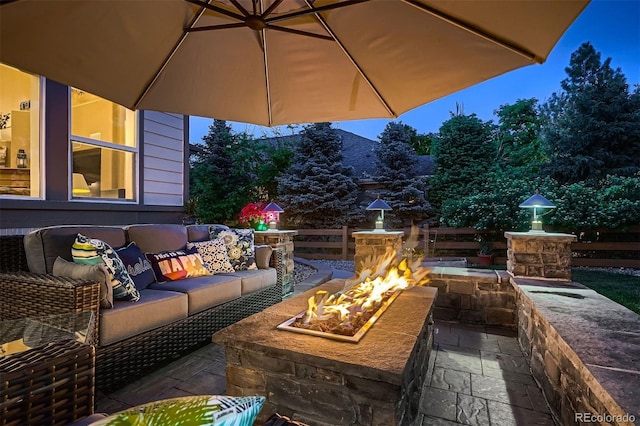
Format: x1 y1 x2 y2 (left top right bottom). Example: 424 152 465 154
429 113 496 207
409 132 437 155
373 122 429 227
541 42 640 184
255 139 293 201
276 123 361 228
494 98 547 176
189 120 252 222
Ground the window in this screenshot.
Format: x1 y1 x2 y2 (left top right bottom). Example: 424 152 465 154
0 64 41 198
70 89 137 200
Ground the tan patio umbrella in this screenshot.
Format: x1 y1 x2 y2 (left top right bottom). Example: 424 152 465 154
0 0 588 126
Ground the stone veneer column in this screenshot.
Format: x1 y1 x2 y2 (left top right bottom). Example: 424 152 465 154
352 231 404 274
254 230 298 296
504 232 577 281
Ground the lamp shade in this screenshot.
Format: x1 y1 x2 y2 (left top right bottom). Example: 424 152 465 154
263 202 284 213
72 173 90 195
519 194 556 209
366 198 392 211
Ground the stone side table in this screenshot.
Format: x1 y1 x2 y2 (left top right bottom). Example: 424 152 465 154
254 230 298 296
352 230 404 274
505 231 577 281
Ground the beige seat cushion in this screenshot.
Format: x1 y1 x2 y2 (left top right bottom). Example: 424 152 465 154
100 289 187 346
148 275 241 315
231 268 277 295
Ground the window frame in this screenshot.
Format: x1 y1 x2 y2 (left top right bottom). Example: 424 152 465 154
68 89 139 203
0 65 45 200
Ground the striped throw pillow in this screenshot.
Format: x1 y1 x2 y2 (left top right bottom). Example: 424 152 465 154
72 233 140 302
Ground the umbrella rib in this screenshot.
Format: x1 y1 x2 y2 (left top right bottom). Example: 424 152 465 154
258 0 274 126
267 25 333 41
262 0 285 18
228 0 249 17
185 0 245 22
187 23 246 32
301 0 396 118
134 1 210 109
265 0 368 24
400 0 540 63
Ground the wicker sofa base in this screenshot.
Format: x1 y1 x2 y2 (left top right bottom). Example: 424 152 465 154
95 283 282 393
0 340 95 426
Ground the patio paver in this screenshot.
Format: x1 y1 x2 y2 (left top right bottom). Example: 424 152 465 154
95 268 555 425
96 320 555 425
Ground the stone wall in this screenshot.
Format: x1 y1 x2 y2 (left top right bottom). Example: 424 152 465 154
427 267 516 329
254 230 297 296
514 278 638 426
352 231 403 274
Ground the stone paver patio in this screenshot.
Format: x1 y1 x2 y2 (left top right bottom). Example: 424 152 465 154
95 265 556 425
416 321 554 426
96 319 554 425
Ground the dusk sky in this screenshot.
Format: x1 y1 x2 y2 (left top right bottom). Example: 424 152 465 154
189 0 640 142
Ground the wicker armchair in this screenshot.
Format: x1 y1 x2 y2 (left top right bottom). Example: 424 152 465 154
0 265 100 425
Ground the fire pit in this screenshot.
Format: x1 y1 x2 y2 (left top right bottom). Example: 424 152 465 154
278 249 430 343
277 290 402 342
213 279 437 425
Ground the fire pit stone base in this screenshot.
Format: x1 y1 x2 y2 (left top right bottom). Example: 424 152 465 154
214 279 437 426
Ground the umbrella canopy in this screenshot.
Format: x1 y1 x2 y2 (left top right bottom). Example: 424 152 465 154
0 0 588 126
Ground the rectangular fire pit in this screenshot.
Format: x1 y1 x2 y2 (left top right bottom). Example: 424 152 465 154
276 289 403 343
213 279 437 426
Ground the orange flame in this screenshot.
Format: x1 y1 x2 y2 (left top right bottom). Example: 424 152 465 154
302 228 430 329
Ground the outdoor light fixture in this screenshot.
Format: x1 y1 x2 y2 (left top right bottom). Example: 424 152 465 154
72 173 91 196
519 193 556 232
366 196 392 232
263 201 284 230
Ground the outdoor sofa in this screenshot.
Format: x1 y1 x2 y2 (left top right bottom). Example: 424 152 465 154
0 223 285 394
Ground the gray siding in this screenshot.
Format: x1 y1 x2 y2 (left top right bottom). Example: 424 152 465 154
143 111 184 206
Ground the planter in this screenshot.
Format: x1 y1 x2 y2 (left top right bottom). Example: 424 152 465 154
250 220 268 231
477 253 494 266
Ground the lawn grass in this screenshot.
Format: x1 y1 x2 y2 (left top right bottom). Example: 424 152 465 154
572 269 640 314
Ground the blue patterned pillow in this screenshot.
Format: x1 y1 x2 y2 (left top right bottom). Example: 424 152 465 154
116 242 155 290
210 228 257 271
72 233 140 302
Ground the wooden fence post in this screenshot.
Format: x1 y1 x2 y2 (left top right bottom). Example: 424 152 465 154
423 224 429 257
342 226 349 260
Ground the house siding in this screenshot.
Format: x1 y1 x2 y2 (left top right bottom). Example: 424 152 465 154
142 111 184 206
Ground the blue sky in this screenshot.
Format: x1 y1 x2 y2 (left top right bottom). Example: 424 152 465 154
190 0 640 142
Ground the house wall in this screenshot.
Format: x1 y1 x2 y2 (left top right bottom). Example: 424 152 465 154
0 80 188 234
142 111 185 206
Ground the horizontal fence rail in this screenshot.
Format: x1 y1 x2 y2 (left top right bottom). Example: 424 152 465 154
292 225 640 268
